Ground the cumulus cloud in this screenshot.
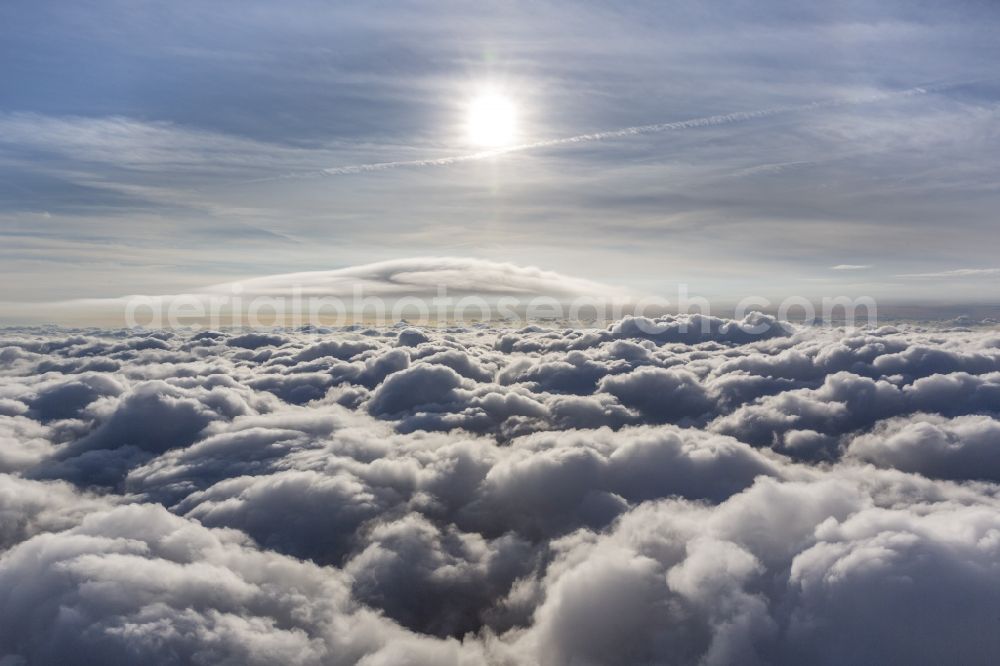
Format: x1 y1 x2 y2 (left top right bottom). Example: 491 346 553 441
2 316 1000 664
846 413 1000 481
599 367 714 424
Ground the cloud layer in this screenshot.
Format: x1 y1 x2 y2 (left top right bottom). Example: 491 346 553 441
0 257 638 325
2 316 1000 664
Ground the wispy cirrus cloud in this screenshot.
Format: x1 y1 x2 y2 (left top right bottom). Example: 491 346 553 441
897 268 1000 278
307 86 930 179
3 0 1000 305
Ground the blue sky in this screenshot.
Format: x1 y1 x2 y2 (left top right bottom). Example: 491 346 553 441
2 0 999 304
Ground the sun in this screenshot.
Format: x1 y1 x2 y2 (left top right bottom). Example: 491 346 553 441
466 92 517 147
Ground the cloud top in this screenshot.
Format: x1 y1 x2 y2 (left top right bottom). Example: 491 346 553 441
2 317 1000 663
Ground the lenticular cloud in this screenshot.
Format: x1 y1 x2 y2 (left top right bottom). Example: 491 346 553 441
2 317 1000 665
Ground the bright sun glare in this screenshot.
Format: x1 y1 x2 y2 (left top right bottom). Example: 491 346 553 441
467 92 516 147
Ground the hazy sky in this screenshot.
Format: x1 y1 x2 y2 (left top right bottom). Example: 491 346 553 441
2 0 999 305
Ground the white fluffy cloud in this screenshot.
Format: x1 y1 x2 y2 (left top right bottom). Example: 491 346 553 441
2 316 1000 664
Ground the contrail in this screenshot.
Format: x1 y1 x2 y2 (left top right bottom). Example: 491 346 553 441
245 85 931 183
